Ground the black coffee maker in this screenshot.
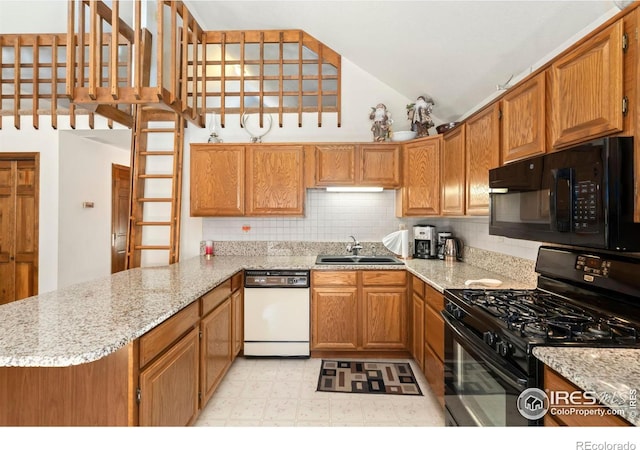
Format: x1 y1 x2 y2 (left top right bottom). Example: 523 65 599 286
413 224 437 259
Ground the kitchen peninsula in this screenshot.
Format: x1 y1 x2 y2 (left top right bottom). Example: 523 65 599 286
0 254 528 426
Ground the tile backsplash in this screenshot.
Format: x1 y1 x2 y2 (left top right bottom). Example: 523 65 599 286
202 188 542 261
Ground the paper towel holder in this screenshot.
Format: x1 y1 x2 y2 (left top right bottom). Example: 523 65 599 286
382 229 410 259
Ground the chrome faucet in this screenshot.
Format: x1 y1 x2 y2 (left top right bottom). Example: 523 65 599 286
346 235 363 256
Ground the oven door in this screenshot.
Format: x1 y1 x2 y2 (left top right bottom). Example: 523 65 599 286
442 311 536 426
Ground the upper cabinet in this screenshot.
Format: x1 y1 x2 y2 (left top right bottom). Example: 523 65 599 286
501 73 546 163
190 144 305 217
246 145 305 216
441 124 466 216
466 104 500 215
312 143 401 188
190 144 245 216
396 135 441 217
548 19 625 149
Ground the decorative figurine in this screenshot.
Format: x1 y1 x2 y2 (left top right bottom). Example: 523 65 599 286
369 103 393 142
407 96 435 137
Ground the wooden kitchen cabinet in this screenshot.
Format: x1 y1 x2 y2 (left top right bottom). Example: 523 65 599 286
190 144 244 216
410 275 426 371
395 135 441 217
543 366 631 427
424 284 445 408
231 272 244 358
312 271 359 350
190 143 305 216
138 301 201 426
548 19 624 149
465 103 501 215
441 124 466 216
200 297 232 408
311 270 407 352
501 73 546 163
361 271 407 349
246 145 305 216
312 143 401 188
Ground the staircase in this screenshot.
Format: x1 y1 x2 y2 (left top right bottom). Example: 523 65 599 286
126 107 184 268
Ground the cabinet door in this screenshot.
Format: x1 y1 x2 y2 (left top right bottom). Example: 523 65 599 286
361 287 407 349
231 289 243 358
466 104 500 215
359 144 401 187
190 144 245 216
425 303 444 361
138 328 200 426
424 343 444 408
549 20 624 149
311 287 358 350
412 293 425 371
246 145 305 216
501 73 546 163
441 124 466 215
314 144 357 186
396 136 441 217
200 298 232 407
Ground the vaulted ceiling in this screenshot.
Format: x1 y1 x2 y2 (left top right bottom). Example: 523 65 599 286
185 0 621 122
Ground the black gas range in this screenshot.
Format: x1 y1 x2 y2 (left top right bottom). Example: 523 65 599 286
442 246 640 426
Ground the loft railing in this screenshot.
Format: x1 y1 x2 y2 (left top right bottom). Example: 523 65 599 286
67 0 205 128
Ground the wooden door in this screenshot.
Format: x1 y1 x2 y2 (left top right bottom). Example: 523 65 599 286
200 298 232 407
190 144 245 216
361 287 406 349
466 103 501 215
138 327 199 426
311 287 359 350
246 145 305 216
359 144 401 187
441 124 466 216
0 155 38 305
314 144 357 186
111 164 130 274
501 73 546 163
549 20 624 149
396 135 441 216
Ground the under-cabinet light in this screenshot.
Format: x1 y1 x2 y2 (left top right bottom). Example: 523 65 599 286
325 187 384 193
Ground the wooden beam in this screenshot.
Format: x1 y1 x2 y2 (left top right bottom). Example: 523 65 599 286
95 104 133 128
181 7 190 112
52 35 58 129
66 0 76 99
88 0 98 100
14 38 20 129
78 1 86 91
169 1 177 104
110 0 119 100
278 31 283 127
133 0 141 99
33 37 40 129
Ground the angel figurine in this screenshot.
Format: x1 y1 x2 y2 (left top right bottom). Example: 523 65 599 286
369 103 393 142
407 96 435 137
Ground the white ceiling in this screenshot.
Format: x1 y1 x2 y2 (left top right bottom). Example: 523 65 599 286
185 0 621 122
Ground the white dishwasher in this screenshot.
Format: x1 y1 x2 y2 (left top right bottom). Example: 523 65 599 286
243 270 310 357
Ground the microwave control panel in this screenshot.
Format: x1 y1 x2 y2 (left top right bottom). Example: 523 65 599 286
575 254 610 278
573 180 599 232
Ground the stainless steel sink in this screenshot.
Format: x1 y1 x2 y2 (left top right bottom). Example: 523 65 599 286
315 255 404 265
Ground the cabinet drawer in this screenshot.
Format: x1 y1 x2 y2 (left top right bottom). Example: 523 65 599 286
425 304 444 361
202 280 232 316
312 270 357 286
362 270 406 286
231 272 243 292
425 285 444 312
139 301 200 368
412 275 425 298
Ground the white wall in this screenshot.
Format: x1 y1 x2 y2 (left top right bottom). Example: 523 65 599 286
57 131 131 288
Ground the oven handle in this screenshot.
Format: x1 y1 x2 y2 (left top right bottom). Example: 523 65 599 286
442 311 528 389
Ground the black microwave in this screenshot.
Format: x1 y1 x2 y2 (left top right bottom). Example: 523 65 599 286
489 137 640 251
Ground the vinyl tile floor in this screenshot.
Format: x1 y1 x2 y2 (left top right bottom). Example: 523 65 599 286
194 357 445 427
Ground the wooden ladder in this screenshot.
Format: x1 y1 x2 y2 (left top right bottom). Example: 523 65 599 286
126 107 184 269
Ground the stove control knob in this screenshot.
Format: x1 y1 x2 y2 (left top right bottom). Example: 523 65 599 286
497 341 513 357
483 331 498 347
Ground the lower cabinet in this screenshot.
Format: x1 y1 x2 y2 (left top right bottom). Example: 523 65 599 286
137 272 243 426
311 270 407 352
410 275 426 371
138 328 200 426
543 366 631 427
424 284 445 408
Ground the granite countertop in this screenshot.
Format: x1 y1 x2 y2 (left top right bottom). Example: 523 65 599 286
533 347 640 426
0 255 531 368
